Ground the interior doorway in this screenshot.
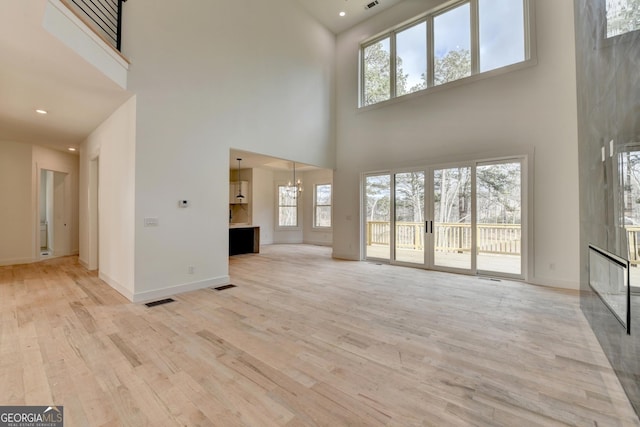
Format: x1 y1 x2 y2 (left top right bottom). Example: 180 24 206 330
39 169 70 258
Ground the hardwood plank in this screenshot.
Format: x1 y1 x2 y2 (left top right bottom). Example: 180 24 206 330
0 248 638 426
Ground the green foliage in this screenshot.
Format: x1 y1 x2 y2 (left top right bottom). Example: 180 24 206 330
363 42 391 106
366 175 391 221
477 164 521 224
434 49 471 86
363 41 412 105
364 45 472 105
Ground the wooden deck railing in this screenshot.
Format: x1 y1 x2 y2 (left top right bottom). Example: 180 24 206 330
627 226 640 266
366 221 522 255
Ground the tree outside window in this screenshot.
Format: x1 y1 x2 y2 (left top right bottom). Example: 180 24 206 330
278 185 297 227
360 0 529 107
314 184 332 228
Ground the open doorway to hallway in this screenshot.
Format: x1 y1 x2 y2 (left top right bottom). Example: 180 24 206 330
39 169 70 259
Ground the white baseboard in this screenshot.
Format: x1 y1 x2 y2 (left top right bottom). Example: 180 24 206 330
132 275 231 304
99 271 134 301
332 252 360 261
0 257 34 267
528 276 580 291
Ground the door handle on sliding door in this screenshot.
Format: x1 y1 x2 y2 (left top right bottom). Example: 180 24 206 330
425 220 433 234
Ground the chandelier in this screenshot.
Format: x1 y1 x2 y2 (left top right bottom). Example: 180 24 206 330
287 161 303 198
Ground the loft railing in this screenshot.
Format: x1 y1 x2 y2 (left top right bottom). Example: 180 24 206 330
62 0 127 51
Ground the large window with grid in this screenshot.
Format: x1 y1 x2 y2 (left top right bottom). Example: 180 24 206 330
278 185 298 227
360 0 530 107
314 184 332 228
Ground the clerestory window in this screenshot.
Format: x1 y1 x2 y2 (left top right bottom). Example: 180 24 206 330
360 0 530 107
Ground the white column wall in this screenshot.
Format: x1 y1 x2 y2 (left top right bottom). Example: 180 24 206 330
123 0 335 300
79 96 136 299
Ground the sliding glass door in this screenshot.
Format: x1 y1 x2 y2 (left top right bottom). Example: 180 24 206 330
476 161 522 275
365 174 391 260
363 157 525 279
394 171 426 264
432 165 473 271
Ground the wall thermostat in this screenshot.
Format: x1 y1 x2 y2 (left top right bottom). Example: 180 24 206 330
178 200 190 208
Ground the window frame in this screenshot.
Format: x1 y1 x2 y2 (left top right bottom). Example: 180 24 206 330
276 184 300 229
359 0 534 108
313 183 333 229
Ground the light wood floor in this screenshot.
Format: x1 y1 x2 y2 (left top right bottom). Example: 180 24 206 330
1 245 639 426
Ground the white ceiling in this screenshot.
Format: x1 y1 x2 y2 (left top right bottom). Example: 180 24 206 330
0 0 402 155
294 0 405 34
0 0 131 153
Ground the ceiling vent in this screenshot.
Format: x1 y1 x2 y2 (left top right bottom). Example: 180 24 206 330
364 0 379 10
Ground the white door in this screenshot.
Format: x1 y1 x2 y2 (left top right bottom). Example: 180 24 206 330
52 171 69 256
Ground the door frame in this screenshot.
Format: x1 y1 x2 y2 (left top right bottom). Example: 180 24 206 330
361 151 531 282
35 162 73 261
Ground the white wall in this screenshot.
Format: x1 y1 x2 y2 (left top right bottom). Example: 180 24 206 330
123 0 335 301
0 141 80 266
250 167 333 246
80 96 136 299
252 168 275 245
0 141 32 265
302 169 333 246
333 1 579 289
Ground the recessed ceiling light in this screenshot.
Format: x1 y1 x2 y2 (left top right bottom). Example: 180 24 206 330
35 109 48 115
339 11 346 17
68 147 77 152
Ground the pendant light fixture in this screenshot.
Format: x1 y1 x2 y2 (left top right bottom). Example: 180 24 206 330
287 161 303 198
236 158 245 199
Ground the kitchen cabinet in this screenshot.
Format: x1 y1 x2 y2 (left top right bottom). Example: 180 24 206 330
229 226 260 256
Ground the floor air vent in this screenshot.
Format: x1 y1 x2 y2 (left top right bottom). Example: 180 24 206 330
145 298 175 307
213 284 237 291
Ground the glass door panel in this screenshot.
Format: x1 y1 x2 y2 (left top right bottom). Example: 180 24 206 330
394 171 425 264
476 161 522 275
618 148 640 291
433 167 472 270
365 174 391 260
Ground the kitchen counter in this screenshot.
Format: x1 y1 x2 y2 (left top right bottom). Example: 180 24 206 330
229 225 259 255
